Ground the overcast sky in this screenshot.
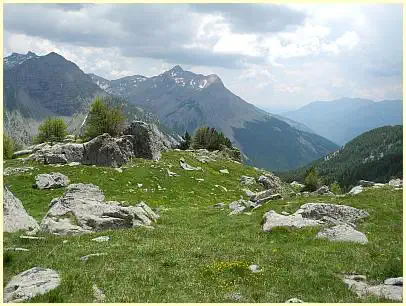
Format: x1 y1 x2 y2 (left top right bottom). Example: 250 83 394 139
4 3 403 112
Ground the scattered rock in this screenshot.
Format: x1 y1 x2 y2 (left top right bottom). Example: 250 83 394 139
316 224 368 244
219 169 229 174
285 297 304 303
92 284 106 302
179 158 202 171
251 189 282 203
228 292 243 301
167 169 179 177
258 173 282 193
240 176 255 185
384 277 403 286
6 247 29 252
389 178 403 188
4 167 35 176
114 168 123 173
255 193 282 204
19 235 45 240
290 181 305 189
212 202 225 208
343 274 403 301
248 264 262 273
358 180 376 187
242 188 256 198
80 253 107 262
40 183 160 235
3 267 61 302
348 186 363 195
68 162 81 166
311 185 334 196
91 236 110 242
296 203 369 224
34 172 69 189
262 210 323 232
195 178 204 182
4 187 39 233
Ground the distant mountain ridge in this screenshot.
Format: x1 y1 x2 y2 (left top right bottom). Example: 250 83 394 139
283 97 403 145
4 51 339 171
88 65 339 170
278 125 403 189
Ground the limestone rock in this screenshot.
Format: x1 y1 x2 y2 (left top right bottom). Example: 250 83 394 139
34 172 69 189
316 224 368 244
262 210 323 232
358 180 376 187
80 253 107 262
4 167 35 176
219 169 229 174
285 298 304 303
240 176 255 185
290 181 305 189
179 158 201 171
348 186 363 195
258 174 282 193
40 183 160 235
384 277 403 286
251 189 282 203
389 178 403 188
3 267 61 302
248 264 262 273
311 185 334 196
296 203 369 224
91 236 110 242
3 187 39 233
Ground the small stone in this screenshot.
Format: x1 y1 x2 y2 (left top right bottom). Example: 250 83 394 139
6 247 29 252
248 264 262 273
92 284 106 302
212 202 225 208
114 168 123 173
68 162 80 166
62 240 68 244
137 183 143 188
20 235 45 240
80 253 107 262
285 297 304 303
219 169 229 174
91 236 110 242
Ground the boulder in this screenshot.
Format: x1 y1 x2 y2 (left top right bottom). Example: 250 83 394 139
262 210 323 232
3 187 39 233
389 178 403 188
228 199 258 215
255 193 282 204
358 180 376 187
311 185 334 196
240 176 255 185
316 224 368 244
179 158 202 171
34 173 69 189
4 167 35 176
290 181 305 189
296 203 369 224
348 186 363 195
3 267 61 303
258 173 282 193
251 189 281 203
343 274 402 301
40 183 160 235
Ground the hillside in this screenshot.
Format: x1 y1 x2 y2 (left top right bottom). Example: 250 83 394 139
3 149 402 302
89 66 339 171
278 125 403 189
284 98 403 145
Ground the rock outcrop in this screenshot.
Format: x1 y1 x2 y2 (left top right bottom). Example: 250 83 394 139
240 176 255 185
257 173 282 193
29 121 171 167
389 178 403 188
263 210 323 231
316 224 368 244
3 187 39 233
34 173 69 189
3 267 61 303
40 183 160 235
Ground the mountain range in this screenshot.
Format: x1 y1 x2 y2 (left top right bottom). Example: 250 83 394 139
283 98 403 145
4 51 341 171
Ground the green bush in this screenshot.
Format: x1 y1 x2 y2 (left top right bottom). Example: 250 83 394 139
330 181 342 194
3 134 15 159
84 97 124 140
35 118 67 144
192 126 233 151
178 131 192 150
303 167 321 192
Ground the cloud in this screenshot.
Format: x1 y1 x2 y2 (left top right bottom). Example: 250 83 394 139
190 4 306 33
3 4 403 110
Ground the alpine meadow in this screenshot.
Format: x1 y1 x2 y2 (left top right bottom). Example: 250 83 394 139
2 3 403 303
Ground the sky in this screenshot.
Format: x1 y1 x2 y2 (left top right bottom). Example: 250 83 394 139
3 3 403 113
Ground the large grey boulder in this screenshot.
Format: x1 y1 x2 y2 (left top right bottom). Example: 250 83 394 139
295 203 369 224
40 183 160 235
311 185 334 196
82 133 128 168
3 267 61 303
34 173 69 189
316 224 368 244
3 187 39 233
257 173 282 193
262 210 323 232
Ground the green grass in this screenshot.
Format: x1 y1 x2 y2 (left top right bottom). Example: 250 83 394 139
3 151 402 302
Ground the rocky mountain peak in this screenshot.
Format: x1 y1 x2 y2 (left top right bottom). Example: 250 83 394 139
167 65 184 77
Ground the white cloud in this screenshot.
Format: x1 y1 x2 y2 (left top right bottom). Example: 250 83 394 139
322 31 360 55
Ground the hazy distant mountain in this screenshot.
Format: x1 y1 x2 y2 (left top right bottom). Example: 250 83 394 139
89 66 338 170
283 97 403 145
